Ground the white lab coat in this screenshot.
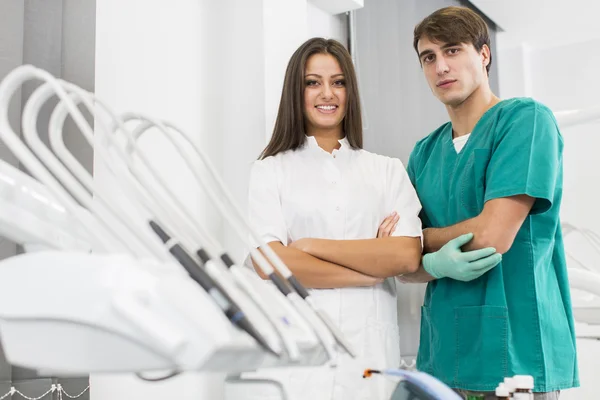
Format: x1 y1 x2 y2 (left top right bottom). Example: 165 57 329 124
243 136 422 400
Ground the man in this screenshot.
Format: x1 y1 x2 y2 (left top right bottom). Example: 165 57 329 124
400 6 579 399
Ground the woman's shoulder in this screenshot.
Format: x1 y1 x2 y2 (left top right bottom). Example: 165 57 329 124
253 149 294 166
356 149 406 170
250 149 300 180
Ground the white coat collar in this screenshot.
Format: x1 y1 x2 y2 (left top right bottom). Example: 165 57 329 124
304 135 351 155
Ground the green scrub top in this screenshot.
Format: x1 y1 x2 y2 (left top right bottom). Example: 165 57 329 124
407 98 579 392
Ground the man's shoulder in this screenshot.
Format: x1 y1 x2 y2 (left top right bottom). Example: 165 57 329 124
493 97 559 138
496 97 554 119
411 122 451 158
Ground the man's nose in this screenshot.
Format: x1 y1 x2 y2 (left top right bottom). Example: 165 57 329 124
436 58 450 75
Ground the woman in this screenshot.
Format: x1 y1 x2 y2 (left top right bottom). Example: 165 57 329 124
245 38 422 400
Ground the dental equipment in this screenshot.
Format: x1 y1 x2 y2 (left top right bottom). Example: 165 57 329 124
148 220 278 356
0 66 122 252
48 88 309 362
554 104 600 129
57 85 281 358
0 65 277 357
0 157 89 252
21 82 167 260
0 250 267 375
122 116 326 364
363 369 462 400
126 117 355 359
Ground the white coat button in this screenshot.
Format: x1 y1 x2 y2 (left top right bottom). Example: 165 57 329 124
336 206 340 211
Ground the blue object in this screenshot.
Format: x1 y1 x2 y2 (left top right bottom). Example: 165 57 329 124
422 233 501 281
367 369 461 400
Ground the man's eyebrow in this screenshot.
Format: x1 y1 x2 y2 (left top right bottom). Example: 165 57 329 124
418 49 434 59
419 43 461 59
441 42 461 49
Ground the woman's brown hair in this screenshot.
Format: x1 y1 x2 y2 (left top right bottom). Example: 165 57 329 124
259 38 362 159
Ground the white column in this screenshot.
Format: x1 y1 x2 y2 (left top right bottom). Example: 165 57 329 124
220 0 309 260
262 0 308 143
221 0 350 260
307 1 349 43
521 43 533 97
497 42 533 99
94 0 222 240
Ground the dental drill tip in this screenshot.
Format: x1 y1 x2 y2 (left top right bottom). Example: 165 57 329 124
237 317 282 358
261 337 282 358
363 369 381 378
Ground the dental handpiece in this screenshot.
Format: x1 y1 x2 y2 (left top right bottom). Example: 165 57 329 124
199 249 296 299
195 248 302 360
148 220 279 357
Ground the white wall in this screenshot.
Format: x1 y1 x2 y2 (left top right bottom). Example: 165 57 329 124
92 1 352 399
94 0 218 247
528 39 600 233
497 44 532 99
499 38 600 248
307 2 348 44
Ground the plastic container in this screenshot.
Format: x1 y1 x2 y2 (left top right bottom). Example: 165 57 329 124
512 375 534 399
495 382 511 399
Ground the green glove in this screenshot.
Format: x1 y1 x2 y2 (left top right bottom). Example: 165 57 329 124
422 233 502 282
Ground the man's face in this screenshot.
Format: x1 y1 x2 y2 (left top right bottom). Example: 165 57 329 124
417 37 490 107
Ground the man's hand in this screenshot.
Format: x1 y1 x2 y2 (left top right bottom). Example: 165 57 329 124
377 212 400 238
422 233 502 282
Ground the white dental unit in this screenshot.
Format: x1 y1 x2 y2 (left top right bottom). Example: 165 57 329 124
0 64 354 400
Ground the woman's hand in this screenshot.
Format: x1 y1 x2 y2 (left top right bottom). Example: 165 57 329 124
289 238 383 286
377 211 399 238
363 275 385 286
289 238 313 253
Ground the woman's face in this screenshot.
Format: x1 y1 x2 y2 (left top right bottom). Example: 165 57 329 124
303 53 347 135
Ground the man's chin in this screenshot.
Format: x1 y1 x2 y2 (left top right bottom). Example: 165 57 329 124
439 95 466 108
